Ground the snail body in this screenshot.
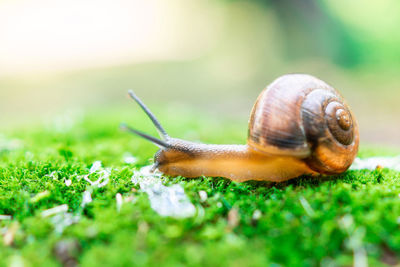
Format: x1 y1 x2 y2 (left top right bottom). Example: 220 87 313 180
122 74 359 182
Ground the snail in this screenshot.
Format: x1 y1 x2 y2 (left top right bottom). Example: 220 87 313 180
121 74 359 182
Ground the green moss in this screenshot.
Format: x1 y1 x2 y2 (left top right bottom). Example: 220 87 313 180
0 108 399 266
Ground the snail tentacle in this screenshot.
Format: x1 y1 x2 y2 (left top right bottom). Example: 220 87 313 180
120 123 170 149
128 90 169 140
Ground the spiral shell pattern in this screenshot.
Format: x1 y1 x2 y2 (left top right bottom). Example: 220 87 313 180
248 74 359 174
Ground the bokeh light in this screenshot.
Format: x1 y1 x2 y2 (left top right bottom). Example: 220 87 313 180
1 0 399 147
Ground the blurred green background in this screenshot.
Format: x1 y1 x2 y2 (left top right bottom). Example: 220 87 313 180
0 0 399 147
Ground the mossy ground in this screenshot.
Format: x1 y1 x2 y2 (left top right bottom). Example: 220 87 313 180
0 108 399 267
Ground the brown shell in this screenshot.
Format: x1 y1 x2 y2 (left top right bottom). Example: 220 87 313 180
248 74 359 174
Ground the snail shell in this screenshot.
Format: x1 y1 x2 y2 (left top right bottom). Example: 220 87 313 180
248 74 359 174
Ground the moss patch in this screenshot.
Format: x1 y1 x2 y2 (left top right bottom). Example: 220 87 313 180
0 109 399 266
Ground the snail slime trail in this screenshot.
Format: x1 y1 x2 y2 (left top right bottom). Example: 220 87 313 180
121 74 359 182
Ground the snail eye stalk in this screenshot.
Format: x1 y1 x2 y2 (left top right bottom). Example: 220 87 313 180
127 90 169 140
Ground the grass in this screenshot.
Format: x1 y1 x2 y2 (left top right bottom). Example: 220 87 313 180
0 107 399 267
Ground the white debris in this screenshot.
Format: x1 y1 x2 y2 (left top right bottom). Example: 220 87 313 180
31 191 50 203
350 156 400 171
353 246 368 267
84 161 110 188
199 190 208 202
89 161 102 173
0 215 12 221
252 210 262 221
299 196 315 217
45 171 58 180
339 214 355 231
41 190 94 234
339 215 367 267
3 223 19 246
81 191 92 208
131 165 160 183
50 212 80 234
116 193 123 212
65 179 72 187
41 204 69 218
41 204 80 234
92 172 109 187
227 208 240 229
122 193 137 203
132 166 196 218
123 153 138 164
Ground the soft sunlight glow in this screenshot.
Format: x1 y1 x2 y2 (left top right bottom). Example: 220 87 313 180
0 0 223 75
